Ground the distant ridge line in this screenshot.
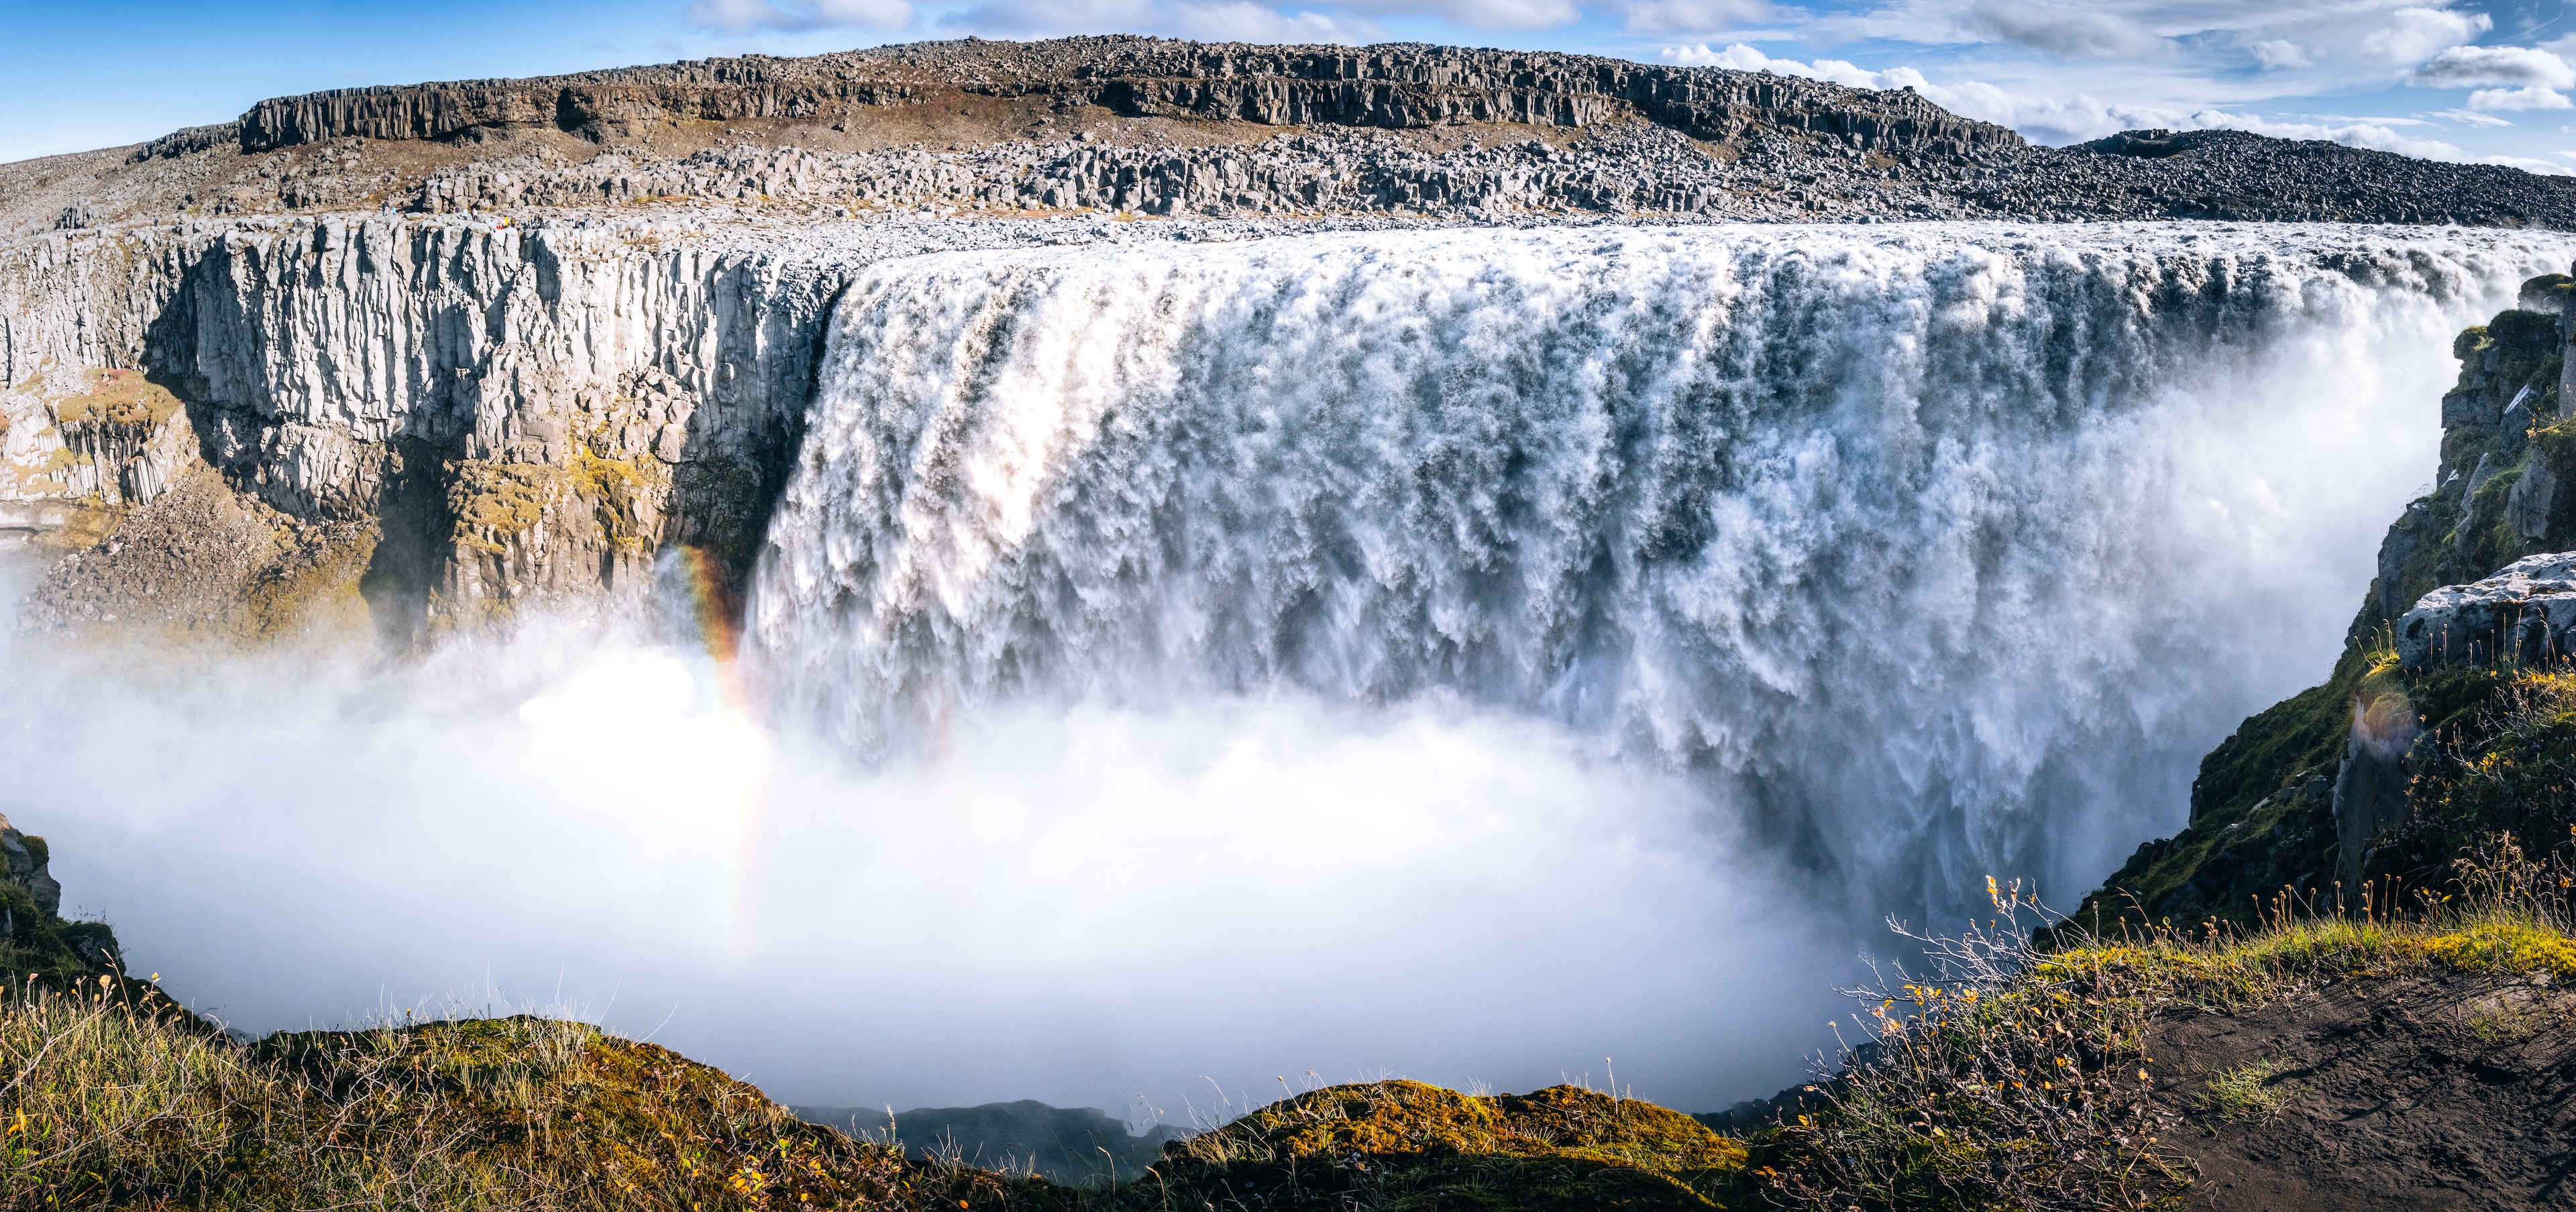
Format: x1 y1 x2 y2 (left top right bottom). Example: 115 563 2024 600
131 35 2021 162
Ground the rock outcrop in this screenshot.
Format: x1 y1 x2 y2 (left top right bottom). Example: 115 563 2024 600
213 38 2021 160
2396 552 2576 669
0 215 1029 634
0 813 123 982
10 36 2576 643
2076 276 2576 927
11 36 2576 241
1 814 63 919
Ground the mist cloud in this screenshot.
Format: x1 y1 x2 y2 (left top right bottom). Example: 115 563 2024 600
0 569 1844 1114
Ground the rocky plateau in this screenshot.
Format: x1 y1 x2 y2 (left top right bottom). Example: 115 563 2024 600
10 36 2576 642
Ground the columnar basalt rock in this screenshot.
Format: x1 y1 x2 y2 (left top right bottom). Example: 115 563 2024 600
0 217 904 632
14 36 2576 646
214 38 2021 161
28 36 2575 239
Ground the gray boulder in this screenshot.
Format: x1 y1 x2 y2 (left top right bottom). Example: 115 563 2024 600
0 813 63 918
2396 552 2576 669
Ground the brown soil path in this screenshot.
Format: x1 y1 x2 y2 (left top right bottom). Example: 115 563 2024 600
2146 971 2576 1210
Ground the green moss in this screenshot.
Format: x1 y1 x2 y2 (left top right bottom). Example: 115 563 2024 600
2532 415 2576 477
445 460 564 555
2194 1060 2295 1124
2190 652 2367 828
572 450 668 554
1150 1080 1752 1211
2488 309 2561 392
2473 465 2527 568
3 1001 1026 1211
50 367 182 429
2068 650 2570 936
2392 669 2576 874
0 879 113 990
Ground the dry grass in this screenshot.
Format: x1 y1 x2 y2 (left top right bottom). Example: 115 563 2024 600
2190 1060 2294 1125
1144 1079 1751 1209
0 986 1026 1210
1748 836 2576 1211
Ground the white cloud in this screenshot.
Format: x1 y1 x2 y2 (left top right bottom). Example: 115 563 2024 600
2475 153 2571 172
1659 38 2569 171
2192 109 2471 158
2469 86 2574 111
684 0 912 32
1333 0 1580 30
2358 6 2491 66
1960 0 2166 58
937 0 1376 40
1612 0 1772 37
2409 45 2576 89
1662 42 1902 89
2428 106 2516 126
1659 41 2177 144
1161 1 1375 41
2250 40 2312 70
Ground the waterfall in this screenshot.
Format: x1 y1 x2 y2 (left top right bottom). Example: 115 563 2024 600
749 223 2573 920
11 222 2573 1114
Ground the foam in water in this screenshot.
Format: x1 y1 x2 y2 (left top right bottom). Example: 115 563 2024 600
752 223 2569 919
2 223 2568 1116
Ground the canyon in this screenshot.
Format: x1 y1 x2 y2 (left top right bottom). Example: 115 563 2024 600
11 33 2576 1210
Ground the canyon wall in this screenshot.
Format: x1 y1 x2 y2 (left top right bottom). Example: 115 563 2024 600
191 38 2020 160
0 217 888 635
2072 269 2576 923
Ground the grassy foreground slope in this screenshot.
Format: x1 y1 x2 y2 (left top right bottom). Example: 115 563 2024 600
0 984 1761 1210
1758 844 2576 1211
8 823 2576 1208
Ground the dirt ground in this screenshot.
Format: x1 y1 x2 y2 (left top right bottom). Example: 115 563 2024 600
2146 969 2576 1210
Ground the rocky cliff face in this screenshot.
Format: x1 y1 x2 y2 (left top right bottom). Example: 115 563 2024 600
205 37 2020 161
11 36 2575 245
1 215 1060 636
0 813 123 982
2077 268 2576 924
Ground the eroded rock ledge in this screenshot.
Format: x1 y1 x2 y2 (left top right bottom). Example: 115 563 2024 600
199 37 2020 160
2398 551 2576 669
1 214 1061 637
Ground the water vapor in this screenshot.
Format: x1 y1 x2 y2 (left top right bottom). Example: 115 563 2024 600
2 223 2569 1116
0 564 1836 1112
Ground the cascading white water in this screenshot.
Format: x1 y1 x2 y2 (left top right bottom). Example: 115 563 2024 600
751 223 2576 921
11 222 2576 1119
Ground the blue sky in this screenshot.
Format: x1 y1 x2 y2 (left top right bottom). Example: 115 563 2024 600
9 1 2576 171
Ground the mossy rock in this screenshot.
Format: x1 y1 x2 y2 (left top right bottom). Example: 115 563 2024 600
573 449 670 554
1144 1079 1752 1210
2489 309 2562 394
2065 653 2573 934
8 1006 1037 1211
50 367 182 429
446 459 566 553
